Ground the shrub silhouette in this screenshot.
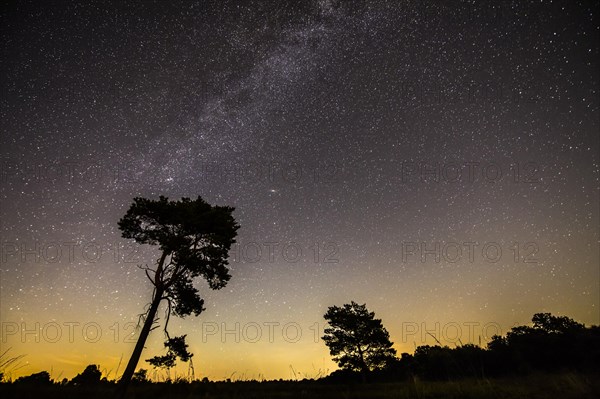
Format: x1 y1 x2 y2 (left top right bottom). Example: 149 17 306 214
71 364 102 385
15 371 52 385
131 369 149 383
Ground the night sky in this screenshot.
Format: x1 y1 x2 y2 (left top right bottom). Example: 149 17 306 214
1 0 598 381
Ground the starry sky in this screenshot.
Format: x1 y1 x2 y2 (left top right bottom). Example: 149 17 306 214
1 0 598 381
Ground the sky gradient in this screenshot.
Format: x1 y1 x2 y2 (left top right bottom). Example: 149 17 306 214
1 0 598 381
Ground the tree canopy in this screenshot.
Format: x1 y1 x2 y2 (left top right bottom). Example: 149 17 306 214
322 301 397 373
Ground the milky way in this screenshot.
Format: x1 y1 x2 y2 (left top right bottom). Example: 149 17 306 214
1 0 598 380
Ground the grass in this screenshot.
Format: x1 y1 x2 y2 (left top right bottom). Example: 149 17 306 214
0 348 27 382
1 372 599 399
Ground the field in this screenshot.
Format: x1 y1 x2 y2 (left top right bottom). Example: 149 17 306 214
2 372 599 399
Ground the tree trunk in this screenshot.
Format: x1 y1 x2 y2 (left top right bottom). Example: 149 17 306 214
357 346 368 383
113 252 167 399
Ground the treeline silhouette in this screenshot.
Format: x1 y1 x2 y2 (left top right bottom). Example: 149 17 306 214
325 313 600 383
10 365 104 386
2 313 599 388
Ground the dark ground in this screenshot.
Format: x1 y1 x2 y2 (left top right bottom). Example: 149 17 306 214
2 372 600 399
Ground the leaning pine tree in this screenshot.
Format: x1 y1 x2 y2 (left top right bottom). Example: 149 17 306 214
113 196 239 399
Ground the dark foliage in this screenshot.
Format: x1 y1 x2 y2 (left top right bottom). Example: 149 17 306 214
71 364 102 385
15 371 52 385
322 302 397 373
322 312 600 384
118 195 240 315
485 313 599 375
131 369 149 383
146 335 193 369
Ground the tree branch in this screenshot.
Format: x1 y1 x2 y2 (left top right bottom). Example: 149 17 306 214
163 298 173 340
137 263 157 286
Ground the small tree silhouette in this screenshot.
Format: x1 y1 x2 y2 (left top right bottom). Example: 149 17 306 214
71 364 101 385
322 301 397 379
131 368 148 383
114 196 239 398
15 371 52 385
